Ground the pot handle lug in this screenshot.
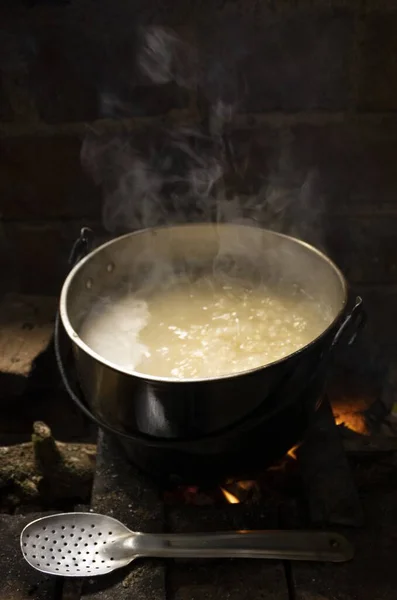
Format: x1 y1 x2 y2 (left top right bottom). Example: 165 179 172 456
331 296 366 350
68 227 94 267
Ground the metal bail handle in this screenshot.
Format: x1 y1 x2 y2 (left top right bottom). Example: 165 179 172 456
298 295 366 402
55 225 112 435
55 226 171 446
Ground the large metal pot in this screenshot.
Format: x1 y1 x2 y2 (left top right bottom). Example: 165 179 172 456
59 223 363 442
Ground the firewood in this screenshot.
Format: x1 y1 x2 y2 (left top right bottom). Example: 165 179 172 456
0 421 96 510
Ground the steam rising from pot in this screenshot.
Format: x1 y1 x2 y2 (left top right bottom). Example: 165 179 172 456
138 26 198 90
81 25 324 295
82 25 321 239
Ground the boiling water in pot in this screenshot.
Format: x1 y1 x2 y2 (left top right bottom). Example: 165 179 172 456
79 275 332 380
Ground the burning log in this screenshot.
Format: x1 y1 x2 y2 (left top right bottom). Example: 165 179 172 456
0 421 96 510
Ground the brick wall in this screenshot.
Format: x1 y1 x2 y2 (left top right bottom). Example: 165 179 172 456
0 0 396 354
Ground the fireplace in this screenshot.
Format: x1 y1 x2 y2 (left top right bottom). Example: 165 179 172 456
1 0 397 598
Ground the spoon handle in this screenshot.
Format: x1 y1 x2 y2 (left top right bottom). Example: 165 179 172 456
134 530 354 563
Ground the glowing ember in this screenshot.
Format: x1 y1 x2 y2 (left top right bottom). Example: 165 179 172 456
220 488 240 504
235 480 257 492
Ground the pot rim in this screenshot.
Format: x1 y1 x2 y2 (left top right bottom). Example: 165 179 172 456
59 223 348 384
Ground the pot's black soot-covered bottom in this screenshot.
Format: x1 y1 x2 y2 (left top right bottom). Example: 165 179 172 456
117 375 325 485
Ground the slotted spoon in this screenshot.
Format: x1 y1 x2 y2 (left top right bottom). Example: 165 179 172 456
20 512 354 577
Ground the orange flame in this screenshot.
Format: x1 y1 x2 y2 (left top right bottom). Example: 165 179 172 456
334 414 368 435
287 444 300 460
220 487 240 504
332 399 369 435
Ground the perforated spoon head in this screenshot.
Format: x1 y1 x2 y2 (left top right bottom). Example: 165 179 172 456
20 512 134 577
